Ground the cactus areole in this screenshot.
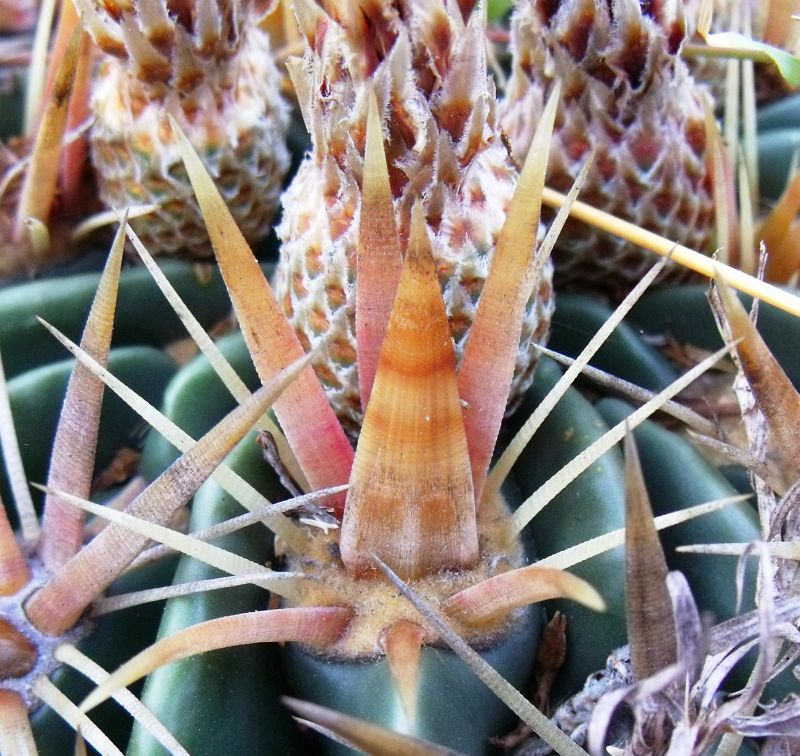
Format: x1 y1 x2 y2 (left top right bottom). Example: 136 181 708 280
282 205 534 658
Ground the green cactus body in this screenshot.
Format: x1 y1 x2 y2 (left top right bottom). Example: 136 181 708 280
549 294 679 391
139 332 259 482
0 261 235 378
630 284 800 388
509 357 628 700
281 619 538 754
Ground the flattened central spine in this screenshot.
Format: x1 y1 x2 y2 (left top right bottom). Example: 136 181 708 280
339 205 478 581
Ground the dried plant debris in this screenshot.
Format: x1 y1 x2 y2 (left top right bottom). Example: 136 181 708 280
507 405 799 755
713 274 800 486
510 646 634 756
518 569 799 754
615 551 799 756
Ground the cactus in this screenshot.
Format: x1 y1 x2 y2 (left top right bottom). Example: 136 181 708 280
498 0 716 297
1 1 800 754
75 0 291 257
275 0 555 436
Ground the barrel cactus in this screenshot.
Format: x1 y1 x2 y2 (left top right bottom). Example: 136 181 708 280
0 1 799 754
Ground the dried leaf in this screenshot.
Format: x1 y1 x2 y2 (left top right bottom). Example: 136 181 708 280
532 611 568 711
665 572 705 690
700 637 761 711
730 699 800 737
586 684 635 756
701 546 783 739
709 595 800 655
